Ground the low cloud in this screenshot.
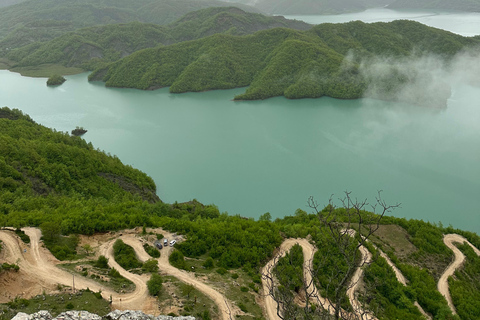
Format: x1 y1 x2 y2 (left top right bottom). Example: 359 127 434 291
353 50 480 108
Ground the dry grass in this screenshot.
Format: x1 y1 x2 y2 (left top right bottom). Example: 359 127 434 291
371 224 418 259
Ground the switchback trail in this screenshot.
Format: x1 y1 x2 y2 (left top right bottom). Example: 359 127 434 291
438 234 480 314
261 237 376 320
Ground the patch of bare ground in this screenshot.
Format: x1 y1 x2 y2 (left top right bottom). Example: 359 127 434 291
371 225 450 280
370 225 418 259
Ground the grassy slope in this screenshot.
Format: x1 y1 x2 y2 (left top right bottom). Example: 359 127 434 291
3 7 311 74
90 20 479 103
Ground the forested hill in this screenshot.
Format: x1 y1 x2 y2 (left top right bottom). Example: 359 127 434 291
2 7 311 71
0 0 259 50
388 0 480 11
0 107 159 204
89 20 480 106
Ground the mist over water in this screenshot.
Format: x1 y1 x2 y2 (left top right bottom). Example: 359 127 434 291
1 69 479 233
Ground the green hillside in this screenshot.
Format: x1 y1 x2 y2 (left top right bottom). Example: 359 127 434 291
1 107 480 319
0 107 159 206
388 0 480 11
90 20 480 106
2 7 311 73
0 0 259 51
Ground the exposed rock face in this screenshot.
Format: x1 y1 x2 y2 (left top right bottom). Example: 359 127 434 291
11 310 195 320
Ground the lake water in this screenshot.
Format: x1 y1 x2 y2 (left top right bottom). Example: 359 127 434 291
285 8 480 36
1 70 479 233
1 10 480 233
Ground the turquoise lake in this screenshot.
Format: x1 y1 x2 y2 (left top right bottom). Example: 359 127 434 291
1 70 479 233
1 9 479 232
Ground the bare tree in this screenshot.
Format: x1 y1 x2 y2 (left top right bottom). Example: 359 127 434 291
263 191 400 320
307 191 400 320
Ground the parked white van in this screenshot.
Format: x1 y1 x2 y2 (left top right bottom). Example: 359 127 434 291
170 240 176 247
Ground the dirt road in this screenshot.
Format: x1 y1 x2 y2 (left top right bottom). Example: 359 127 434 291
262 237 373 320
3 227 478 320
438 234 480 314
0 228 115 302
119 235 236 320
0 228 235 319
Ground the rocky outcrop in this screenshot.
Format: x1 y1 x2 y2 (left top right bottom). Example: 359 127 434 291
11 310 195 320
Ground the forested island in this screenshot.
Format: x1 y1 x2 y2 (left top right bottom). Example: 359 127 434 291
46 74 66 86
1 107 480 319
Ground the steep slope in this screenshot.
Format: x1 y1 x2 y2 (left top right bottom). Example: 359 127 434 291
4 7 311 71
0 107 159 203
90 20 480 106
388 0 480 11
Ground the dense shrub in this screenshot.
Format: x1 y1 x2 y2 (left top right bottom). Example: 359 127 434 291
169 250 186 270
113 239 143 270
147 274 163 296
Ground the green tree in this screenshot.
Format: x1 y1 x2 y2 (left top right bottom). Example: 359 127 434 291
147 273 163 296
142 259 159 273
169 250 187 269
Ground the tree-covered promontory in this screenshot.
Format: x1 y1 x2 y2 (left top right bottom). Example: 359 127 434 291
90 20 480 106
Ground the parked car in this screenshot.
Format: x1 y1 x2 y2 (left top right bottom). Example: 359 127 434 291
170 240 176 247
156 243 163 249
164 239 168 246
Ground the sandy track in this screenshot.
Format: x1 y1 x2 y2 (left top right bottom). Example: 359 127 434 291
98 236 155 312
262 237 375 320
261 238 320 320
373 244 431 319
438 234 480 314
0 228 234 319
0 228 115 301
104 235 235 320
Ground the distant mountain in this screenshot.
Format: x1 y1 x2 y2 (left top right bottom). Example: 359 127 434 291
0 0 259 49
4 7 311 71
89 20 479 106
388 0 480 11
225 0 394 14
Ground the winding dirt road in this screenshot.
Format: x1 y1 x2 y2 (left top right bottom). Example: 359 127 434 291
261 237 375 320
2 228 479 320
437 234 480 315
0 228 117 301
118 235 235 320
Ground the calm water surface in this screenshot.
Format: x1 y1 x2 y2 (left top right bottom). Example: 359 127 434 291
1 70 479 232
285 8 480 36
